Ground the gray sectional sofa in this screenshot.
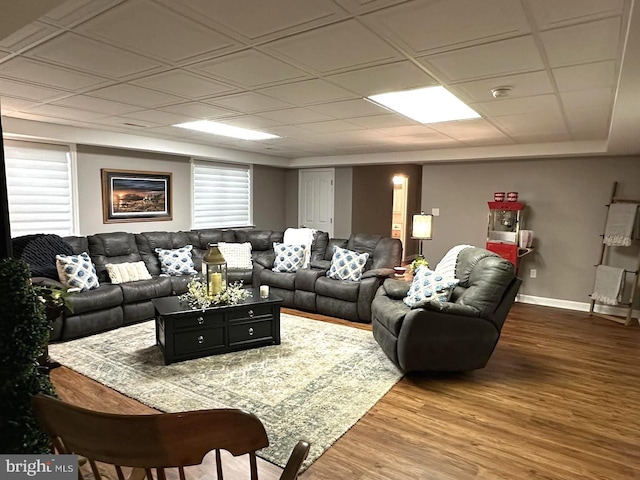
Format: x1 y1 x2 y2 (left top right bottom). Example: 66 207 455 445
32 228 401 341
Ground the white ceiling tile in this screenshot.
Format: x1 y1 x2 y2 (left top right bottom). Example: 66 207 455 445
204 92 292 113
390 132 463 148
91 115 164 128
42 0 124 28
564 106 611 140
52 95 140 115
159 102 238 119
89 84 185 107
528 0 624 30
429 119 512 143
257 108 334 124
510 132 571 143
297 120 365 133
375 125 436 137
263 20 402 74
0 49 10 60
560 88 613 111
0 96 41 111
119 109 189 126
326 61 438 96
130 70 236 98
0 21 58 51
220 116 286 129
452 71 554 103
26 32 163 78
493 110 568 136
334 0 415 15
26 104 106 121
365 0 530 56
309 98 390 118
76 0 237 62
552 60 617 92
0 57 110 90
262 124 315 137
258 79 356 106
345 113 417 129
419 36 545 82
540 18 622 67
188 50 309 87
169 0 348 42
474 94 562 117
0 77 68 101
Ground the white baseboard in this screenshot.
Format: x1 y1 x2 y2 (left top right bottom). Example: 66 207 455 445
516 294 640 320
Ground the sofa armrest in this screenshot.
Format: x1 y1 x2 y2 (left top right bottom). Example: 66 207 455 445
361 267 395 280
412 300 481 317
382 278 410 299
253 251 275 269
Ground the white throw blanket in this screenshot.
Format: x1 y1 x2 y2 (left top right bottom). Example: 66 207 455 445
434 244 474 279
283 227 316 268
592 265 625 305
603 203 639 247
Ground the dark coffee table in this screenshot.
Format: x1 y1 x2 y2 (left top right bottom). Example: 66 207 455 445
152 288 282 365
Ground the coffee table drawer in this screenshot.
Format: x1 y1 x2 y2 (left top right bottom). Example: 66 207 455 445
174 327 224 355
228 305 272 322
170 311 223 331
229 320 273 345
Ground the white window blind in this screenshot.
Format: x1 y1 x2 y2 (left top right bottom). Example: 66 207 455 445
4 140 75 237
192 160 251 229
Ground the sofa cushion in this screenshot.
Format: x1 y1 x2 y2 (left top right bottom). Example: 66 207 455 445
327 246 369 282
403 267 459 307
235 230 272 251
56 252 100 292
64 284 123 315
315 276 360 302
88 232 142 283
119 277 172 304
372 294 409 336
106 261 152 284
155 245 197 276
218 242 252 269
261 269 296 289
272 243 307 273
135 231 192 276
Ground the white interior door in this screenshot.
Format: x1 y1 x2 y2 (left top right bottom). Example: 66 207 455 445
298 168 334 237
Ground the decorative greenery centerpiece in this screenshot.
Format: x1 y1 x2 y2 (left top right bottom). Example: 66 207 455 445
179 277 252 309
0 258 57 454
409 256 430 274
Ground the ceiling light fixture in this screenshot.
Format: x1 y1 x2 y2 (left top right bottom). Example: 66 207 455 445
491 86 512 98
173 120 280 140
367 86 480 124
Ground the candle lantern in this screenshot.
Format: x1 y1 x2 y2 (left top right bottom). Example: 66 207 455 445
203 243 227 297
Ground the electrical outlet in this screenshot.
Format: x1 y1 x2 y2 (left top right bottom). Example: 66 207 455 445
530 269 537 278
431 208 440 216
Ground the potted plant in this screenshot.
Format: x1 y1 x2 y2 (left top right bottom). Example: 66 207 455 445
0 257 56 453
409 256 430 274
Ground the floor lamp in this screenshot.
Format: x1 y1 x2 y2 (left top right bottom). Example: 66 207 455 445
411 212 433 258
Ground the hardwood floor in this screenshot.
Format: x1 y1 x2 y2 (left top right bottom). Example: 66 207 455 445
50 304 640 479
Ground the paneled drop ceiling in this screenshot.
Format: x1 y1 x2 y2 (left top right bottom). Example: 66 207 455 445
0 0 638 166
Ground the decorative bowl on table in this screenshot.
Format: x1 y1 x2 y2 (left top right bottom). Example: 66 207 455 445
393 266 407 277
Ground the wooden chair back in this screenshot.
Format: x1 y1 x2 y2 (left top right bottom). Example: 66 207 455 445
31 394 309 480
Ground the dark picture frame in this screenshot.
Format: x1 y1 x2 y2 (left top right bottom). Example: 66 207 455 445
101 169 172 223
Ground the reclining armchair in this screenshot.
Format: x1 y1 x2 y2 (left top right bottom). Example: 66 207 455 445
371 247 521 372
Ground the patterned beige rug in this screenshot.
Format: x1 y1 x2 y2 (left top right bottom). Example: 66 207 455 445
49 313 402 469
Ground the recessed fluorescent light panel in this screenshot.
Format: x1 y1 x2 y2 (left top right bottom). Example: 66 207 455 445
173 120 280 140
368 86 480 124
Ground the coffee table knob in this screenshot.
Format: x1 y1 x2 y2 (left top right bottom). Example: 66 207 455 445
248 327 254 336
248 309 254 318
197 316 204 325
197 335 204 344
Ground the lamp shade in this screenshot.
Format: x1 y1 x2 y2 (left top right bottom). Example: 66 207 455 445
411 213 433 240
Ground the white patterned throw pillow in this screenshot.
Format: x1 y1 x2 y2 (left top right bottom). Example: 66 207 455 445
56 252 100 292
106 261 152 284
327 246 369 282
155 245 197 276
218 242 253 269
403 266 460 307
272 243 307 273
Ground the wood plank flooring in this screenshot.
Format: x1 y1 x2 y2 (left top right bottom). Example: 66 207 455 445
50 304 640 479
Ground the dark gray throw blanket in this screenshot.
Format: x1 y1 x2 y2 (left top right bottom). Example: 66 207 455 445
12 234 73 279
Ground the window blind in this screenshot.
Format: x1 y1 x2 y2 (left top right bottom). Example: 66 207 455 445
4 140 75 237
192 160 251 229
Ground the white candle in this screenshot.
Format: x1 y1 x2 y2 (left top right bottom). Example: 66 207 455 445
209 272 222 296
260 285 269 298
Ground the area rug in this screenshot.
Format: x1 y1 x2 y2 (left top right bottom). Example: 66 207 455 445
49 313 402 469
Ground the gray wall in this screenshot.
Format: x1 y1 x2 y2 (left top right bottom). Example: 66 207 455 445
285 169 298 228
76 145 288 234
334 167 353 238
421 156 640 307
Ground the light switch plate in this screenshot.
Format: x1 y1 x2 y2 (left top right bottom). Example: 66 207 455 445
432 208 440 216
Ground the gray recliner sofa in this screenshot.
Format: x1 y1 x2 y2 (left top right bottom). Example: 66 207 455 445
371 247 521 372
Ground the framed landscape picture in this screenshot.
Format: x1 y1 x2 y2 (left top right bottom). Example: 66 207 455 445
101 169 172 223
